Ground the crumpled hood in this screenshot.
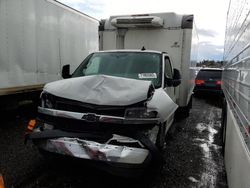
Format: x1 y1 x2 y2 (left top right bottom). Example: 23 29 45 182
44 75 152 106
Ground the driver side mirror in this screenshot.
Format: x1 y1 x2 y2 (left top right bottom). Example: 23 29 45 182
62 64 71 79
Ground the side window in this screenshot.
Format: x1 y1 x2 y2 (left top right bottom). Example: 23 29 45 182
165 57 173 78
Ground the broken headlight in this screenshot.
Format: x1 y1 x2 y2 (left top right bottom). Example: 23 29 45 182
40 92 54 109
125 108 157 119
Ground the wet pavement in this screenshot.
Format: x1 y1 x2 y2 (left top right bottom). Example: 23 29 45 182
0 96 227 188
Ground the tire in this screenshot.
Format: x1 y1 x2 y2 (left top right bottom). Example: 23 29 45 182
175 95 192 119
221 98 227 155
183 95 192 117
188 95 193 109
156 122 166 150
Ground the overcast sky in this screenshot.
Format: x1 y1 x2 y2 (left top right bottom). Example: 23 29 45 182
58 0 229 61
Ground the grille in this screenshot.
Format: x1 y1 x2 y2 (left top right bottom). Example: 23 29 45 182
38 113 154 134
42 93 145 117
55 100 126 117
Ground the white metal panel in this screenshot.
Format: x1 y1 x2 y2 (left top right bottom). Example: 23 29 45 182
178 29 197 107
223 0 250 187
102 32 117 50
0 0 99 95
178 29 191 107
0 0 9 87
21 0 37 84
35 0 61 83
2 0 30 87
225 106 250 188
223 0 250 146
223 57 250 151
123 29 183 70
58 5 99 73
224 0 250 62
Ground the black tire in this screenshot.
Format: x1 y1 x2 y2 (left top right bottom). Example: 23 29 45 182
183 95 192 117
221 98 227 155
188 94 193 109
156 122 166 150
175 95 192 119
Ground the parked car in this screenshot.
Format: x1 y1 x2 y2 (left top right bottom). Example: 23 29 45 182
194 68 223 95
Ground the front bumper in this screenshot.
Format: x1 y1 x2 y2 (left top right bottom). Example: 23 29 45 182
28 106 163 168
35 135 149 165
38 106 160 125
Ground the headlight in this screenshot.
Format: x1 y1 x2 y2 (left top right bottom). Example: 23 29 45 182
40 92 54 109
125 108 157 119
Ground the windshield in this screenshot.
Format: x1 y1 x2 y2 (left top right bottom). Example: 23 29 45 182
72 52 162 88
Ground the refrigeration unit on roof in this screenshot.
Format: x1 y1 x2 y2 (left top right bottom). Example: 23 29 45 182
111 16 164 28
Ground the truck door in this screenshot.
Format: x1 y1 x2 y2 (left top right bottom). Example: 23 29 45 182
163 55 176 102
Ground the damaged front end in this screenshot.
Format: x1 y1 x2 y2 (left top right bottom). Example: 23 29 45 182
26 75 177 172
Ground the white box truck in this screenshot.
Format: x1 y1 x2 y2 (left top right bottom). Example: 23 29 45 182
99 13 199 115
222 0 250 187
27 12 199 174
0 0 99 107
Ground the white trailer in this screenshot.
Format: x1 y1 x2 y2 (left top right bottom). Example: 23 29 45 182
0 0 99 99
222 0 250 187
99 13 199 114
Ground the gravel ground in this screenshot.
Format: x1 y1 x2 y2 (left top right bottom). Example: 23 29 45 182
0 96 227 188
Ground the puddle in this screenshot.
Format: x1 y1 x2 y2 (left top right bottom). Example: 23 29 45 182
193 107 222 187
200 143 209 158
188 176 199 183
196 123 207 133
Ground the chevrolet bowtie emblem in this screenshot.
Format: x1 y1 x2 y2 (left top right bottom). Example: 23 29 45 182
82 113 99 122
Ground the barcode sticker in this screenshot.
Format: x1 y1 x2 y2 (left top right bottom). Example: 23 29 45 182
138 73 157 79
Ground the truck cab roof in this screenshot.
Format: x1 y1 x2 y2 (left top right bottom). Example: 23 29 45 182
96 49 168 55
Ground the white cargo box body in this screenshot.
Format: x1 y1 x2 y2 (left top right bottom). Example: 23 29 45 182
0 0 99 96
223 0 250 187
99 12 199 107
